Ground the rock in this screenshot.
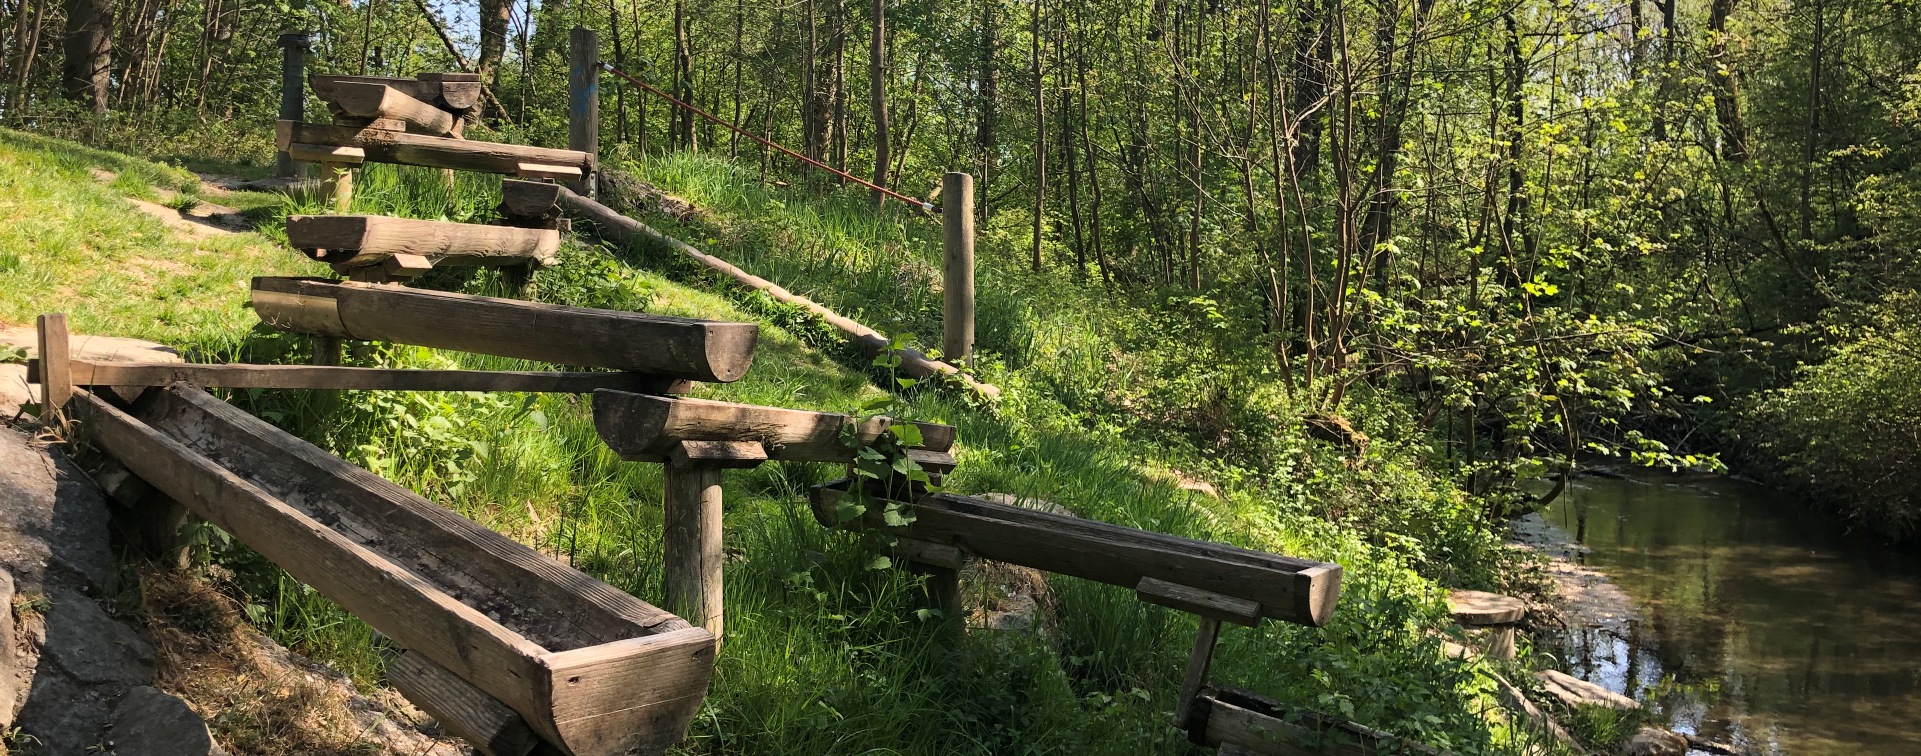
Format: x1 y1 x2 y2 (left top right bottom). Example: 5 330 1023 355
1624 726 1690 756
40 589 155 686
110 686 217 756
14 665 114 754
1534 669 1638 711
0 363 28 418
0 570 16 723
0 427 116 591
1490 672 1576 748
977 492 1075 518
0 325 184 364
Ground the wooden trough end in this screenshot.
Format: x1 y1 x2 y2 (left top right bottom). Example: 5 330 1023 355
311 73 482 114
251 277 758 383
1191 685 1450 756
590 390 957 469
808 480 1341 627
287 215 560 268
73 385 715 755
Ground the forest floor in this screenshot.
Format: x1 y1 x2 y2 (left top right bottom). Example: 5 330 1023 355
0 128 1632 754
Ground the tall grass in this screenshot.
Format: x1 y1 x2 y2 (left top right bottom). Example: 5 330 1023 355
1 134 1554 753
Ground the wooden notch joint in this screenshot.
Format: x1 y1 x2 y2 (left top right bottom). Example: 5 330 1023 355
1136 577 1264 627
668 439 767 469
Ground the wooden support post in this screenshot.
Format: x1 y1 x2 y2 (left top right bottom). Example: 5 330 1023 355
895 538 963 629
319 162 354 212
275 31 310 179
941 172 975 368
663 462 725 638
35 314 70 427
567 27 600 197
1175 617 1221 733
310 336 342 366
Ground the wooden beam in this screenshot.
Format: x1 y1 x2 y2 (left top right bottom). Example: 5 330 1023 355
663 464 724 637
1137 577 1263 627
35 314 70 426
1174 617 1221 730
277 120 592 178
1192 685 1451 756
558 186 1001 399
517 162 583 181
388 650 545 756
251 277 758 382
591 390 956 464
809 481 1342 627
29 359 690 394
667 440 767 469
311 74 480 114
326 81 458 136
73 385 715 755
287 143 365 164
288 215 560 268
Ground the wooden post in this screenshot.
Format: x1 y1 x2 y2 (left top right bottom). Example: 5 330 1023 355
663 464 724 638
941 172 975 367
567 27 600 197
35 314 70 427
311 336 342 367
319 162 354 212
275 31 310 179
1174 617 1221 732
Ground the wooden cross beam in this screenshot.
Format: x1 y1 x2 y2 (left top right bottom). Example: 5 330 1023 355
276 120 592 179
26 359 690 395
251 277 759 382
325 81 460 137
311 73 481 115
287 215 560 269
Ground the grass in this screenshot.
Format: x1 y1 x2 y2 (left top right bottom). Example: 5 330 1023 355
0 130 1566 754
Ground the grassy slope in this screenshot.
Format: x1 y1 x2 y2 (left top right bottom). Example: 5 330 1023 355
0 130 1552 754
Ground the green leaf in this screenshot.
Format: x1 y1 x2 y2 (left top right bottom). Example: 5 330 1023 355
890 423 924 447
866 555 893 570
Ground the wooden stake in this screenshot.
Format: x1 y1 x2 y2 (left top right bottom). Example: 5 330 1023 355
942 172 975 368
663 462 724 638
275 32 310 179
35 314 70 427
319 161 354 212
568 27 600 197
1174 617 1221 731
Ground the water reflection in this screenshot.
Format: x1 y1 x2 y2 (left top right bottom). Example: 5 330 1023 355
1542 474 1921 756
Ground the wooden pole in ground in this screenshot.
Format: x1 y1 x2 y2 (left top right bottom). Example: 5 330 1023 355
35 314 70 426
319 163 354 212
275 31 310 179
662 464 724 638
942 172 975 368
568 27 600 197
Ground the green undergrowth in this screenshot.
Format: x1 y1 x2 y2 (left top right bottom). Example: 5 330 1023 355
1 135 1556 753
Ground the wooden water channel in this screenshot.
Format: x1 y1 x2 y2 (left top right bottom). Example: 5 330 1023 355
17 56 1399 756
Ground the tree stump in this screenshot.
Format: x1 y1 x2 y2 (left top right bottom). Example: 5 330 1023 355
1446 589 1526 660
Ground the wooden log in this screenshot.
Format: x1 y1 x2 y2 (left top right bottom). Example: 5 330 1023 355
73 386 716 755
809 481 1341 627
277 120 593 178
288 215 560 267
1137 578 1263 627
567 27 599 196
35 314 70 426
663 464 724 638
1193 685 1450 756
556 186 1001 399
29 358 690 394
326 81 458 136
518 163 583 181
1445 589 1526 626
251 277 758 382
311 74 481 114
275 32 310 179
500 179 564 221
388 650 546 756
591 390 955 464
667 440 767 469
287 144 364 164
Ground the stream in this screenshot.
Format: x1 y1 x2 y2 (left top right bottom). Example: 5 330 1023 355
1537 473 1921 755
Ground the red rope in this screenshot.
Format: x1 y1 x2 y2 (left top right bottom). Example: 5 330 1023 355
601 62 933 211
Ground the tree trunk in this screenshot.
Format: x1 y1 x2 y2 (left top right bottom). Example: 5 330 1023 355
61 0 109 113
674 0 696 150
479 0 508 87
1030 0 1044 271
607 0 628 143
1707 0 1748 162
1288 0 1330 180
869 0 889 205
977 0 998 219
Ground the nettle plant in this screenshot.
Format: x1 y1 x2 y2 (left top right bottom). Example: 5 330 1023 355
829 336 942 557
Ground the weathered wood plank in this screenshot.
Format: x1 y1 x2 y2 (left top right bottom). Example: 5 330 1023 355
1195 685 1449 756
74 386 716 754
310 74 480 114
277 120 591 177
591 390 955 464
30 358 689 394
388 650 544 756
327 81 458 136
1137 577 1263 627
252 277 758 382
287 215 560 267
35 314 70 425
810 481 1342 627
500 179 563 221
287 143 366 164
667 440 767 469
1174 617 1221 729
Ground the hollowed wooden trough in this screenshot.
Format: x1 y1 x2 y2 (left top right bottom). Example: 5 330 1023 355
73 384 716 755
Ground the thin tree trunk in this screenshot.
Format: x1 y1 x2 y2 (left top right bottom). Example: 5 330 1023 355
730 0 744 158
608 0 628 143
480 0 508 87
1707 0 1748 162
977 0 998 219
674 0 696 150
831 0 846 172
1799 0 1822 240
868 0 889 205
1030 0 1044 271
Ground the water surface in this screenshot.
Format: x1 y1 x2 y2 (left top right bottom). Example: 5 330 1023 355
1542 474 1921 755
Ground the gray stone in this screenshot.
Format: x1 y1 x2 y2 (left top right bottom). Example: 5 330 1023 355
1624 727 1691 756
0 570 17 726
14 664 113 754
0 427 116 591
40 589 154 686
0 363 28 418
110 686 217 756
